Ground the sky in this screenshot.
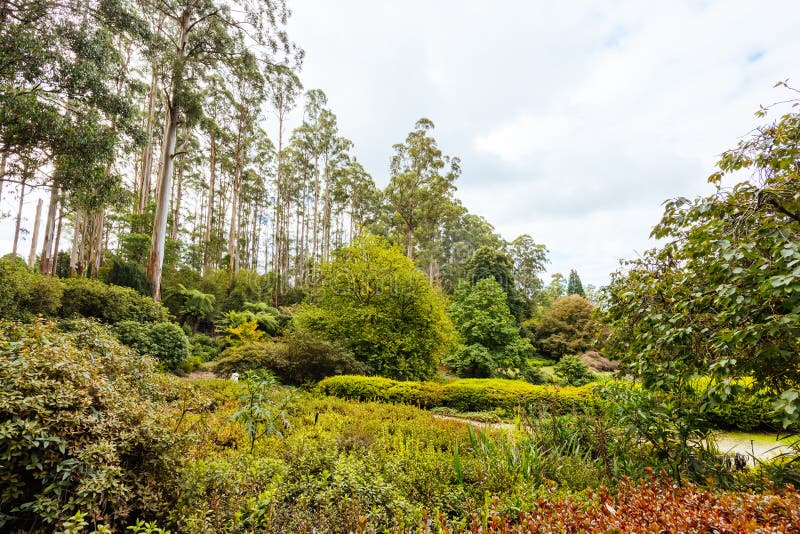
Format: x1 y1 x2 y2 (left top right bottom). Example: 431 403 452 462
2 1 798 287
284 0 800 286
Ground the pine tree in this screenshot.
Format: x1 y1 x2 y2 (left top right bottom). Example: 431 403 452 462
567 269 585 297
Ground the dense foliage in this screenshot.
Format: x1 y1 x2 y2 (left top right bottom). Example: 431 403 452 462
605 102 800 428
447 278 536 379
295 236 456 380
535 295 600 358
210 332 369 385
317 375 597 416
112 320 190 370
0 320 180 531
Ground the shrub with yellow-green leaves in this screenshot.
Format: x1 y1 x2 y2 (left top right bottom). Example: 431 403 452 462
317 375 597 415
0 320 181 531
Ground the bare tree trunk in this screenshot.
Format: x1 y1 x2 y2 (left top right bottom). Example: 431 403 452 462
51 202 63 276
137 68 158 214
203 132 217 275
0 149 7 205
272 114 284 306
148 9 190 301
69 210 81 276
11 177 26 258
171 152 184 240
91 209 103 278
27 198 43 268
77 209 88 276
40 185 59 273
228 122 243 273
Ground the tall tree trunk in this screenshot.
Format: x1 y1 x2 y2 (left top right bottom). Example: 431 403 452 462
11 177 26 258
27 198 43 268
69 210 81 276
91 209 103 279
40 185 59 274
137 67 158 214
203 132 217 275
0 149 7 205
272 113 284 306
171 152 184 240
148 9 190 301
51 202 63 276
228 118 244 273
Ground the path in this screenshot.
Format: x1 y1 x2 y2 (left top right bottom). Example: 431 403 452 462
434 414 794 461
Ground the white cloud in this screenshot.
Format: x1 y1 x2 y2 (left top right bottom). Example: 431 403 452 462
473 114 575 163
5 0 800 289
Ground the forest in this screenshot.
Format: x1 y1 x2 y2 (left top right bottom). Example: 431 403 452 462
1 1 800 532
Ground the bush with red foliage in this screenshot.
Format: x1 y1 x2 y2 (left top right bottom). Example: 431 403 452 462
418 470 800 534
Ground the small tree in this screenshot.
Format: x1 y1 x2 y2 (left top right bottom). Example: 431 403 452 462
535 295 599 359
447 278 535 378
294 235 456 380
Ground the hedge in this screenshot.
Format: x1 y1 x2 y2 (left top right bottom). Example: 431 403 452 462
316 375 597 416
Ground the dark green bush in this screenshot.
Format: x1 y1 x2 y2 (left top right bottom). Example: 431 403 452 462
112 320 190 370
706 388 775 431
554 355 596 386
0 319 180 531
189 333 220 361
317 376 597 416
210 332 369 385
60 277 169 323
0 256 63 320
105 258 151 295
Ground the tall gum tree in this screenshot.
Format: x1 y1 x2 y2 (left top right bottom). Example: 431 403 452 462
145 0 294 301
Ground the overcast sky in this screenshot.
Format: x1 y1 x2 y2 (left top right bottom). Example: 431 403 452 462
285 0 800 286
2 1 798 287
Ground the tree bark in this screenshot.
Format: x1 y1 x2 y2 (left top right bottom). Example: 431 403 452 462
68 210 81 276
203 131 217 275
28 198 43 268
11 177 26 258
40 185 59 274
51 201 63 276
147 9 190 301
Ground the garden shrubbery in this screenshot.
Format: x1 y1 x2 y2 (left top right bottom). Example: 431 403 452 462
60 277 169 323
112 320 190 370
0 256 63 319
210 332 370 385
317 375 597 415
0 320 181 531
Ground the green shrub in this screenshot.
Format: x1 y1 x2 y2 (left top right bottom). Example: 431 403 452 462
294 236 456 381
210 342 284 378
189 333 220 361
706 388 775 431
113 320 190 370
210 332 369 385
0 319 180 531
554 355 596 386
317 376 597 416
60 277 169 323
0 256 63 319
105 258 151 295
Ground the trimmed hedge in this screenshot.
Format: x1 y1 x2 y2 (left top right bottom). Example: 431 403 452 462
317 375 597 415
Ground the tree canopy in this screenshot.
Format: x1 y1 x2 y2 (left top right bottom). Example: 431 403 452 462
605 96 800 426
294 235 456 380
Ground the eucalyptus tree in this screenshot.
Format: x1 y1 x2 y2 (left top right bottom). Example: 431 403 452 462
1 0 143 277
508 234 549 303
200 74 234 274
264 63 302 305
226 49 265 274
384 118 461 262
144 0 294 301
